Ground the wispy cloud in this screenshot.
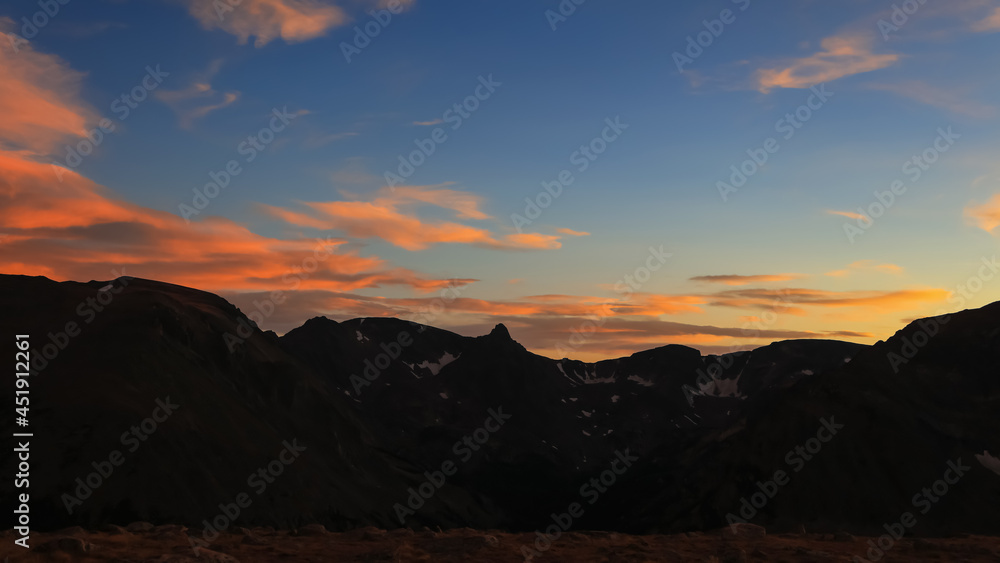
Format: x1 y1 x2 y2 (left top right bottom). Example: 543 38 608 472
690 274 806 286
556 228 590 237
413 119 443 126
827 209 868 221
155 60 239 129
706 287 945 314
869 81 996 118
757 34 899 92
825 260 904 277
50 20 128 38
302 131 358 148
972 6 1000 32
965 194 1000 233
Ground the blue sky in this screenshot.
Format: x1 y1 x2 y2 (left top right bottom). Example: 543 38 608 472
2 0 1000 360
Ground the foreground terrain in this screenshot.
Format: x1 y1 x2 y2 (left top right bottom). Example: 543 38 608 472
3 525 1000 562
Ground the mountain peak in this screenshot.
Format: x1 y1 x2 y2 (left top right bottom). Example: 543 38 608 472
489 323 512 340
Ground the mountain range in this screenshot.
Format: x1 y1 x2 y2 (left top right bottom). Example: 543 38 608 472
2 274 998 536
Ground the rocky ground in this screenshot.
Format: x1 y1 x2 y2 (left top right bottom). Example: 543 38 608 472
3 524 1000 562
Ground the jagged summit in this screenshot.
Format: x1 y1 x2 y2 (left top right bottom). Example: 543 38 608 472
488 322 512 340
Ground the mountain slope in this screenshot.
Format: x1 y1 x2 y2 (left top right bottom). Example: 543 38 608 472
2 274 998 535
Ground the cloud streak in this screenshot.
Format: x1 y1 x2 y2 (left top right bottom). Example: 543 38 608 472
261 185 569 251
155 60 239 129
757 34 899 92
869 81 996 118
690 274 806 286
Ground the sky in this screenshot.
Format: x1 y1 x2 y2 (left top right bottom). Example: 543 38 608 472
1 0 1000 361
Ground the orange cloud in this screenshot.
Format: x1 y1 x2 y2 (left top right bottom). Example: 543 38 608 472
556 228 591 237
261 186 565 251
690 274 806 286
757 34 899 92
827 209 868 221
0 18 98 156
707 287 948 314
0 151 470 294
965 194 1000 234
972 7 1000 32
0 34 467 296
185 0 349 47
0 23 958 364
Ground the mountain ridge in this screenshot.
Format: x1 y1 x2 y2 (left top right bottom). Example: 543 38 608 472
2 273 998 535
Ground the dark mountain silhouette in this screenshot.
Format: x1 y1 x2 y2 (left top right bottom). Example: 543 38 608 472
2 274 998 536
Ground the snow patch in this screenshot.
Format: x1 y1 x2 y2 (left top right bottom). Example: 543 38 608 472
418 352 459 376
611 395 620 403
627 375 654 387
579 366 615 384
582 430 591 436
976 451 1000 477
